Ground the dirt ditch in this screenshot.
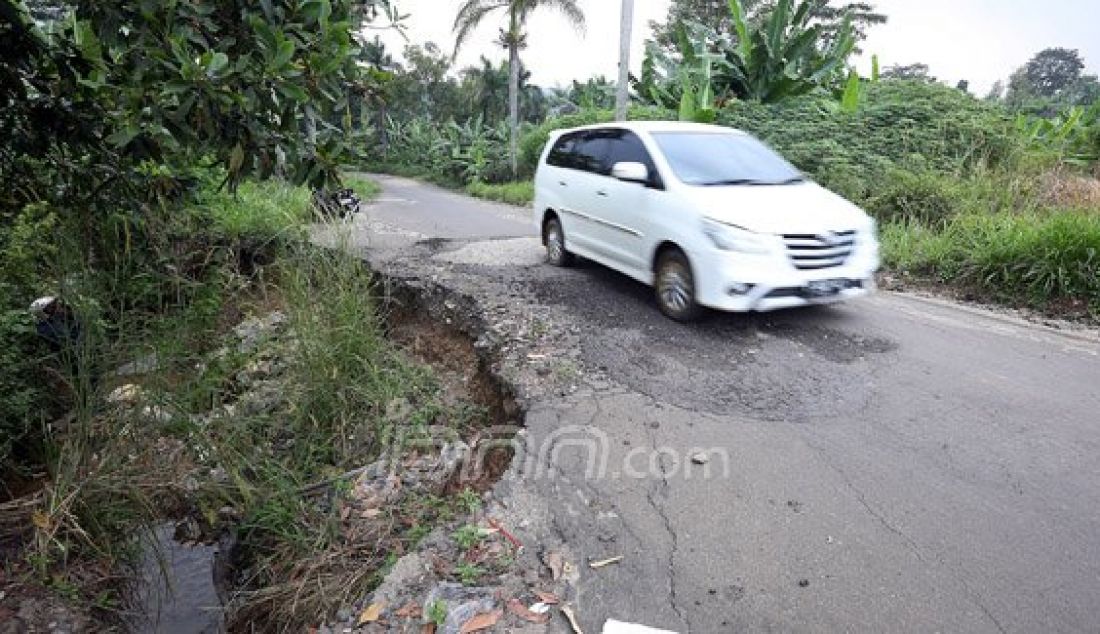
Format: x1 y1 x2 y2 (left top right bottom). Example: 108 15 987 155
378 274 525 494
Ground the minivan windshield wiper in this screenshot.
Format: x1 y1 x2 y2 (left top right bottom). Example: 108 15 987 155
698 178 764 186
698 176 805 187
772 176 807 185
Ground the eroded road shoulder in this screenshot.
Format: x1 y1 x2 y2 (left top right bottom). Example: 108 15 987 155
315 175 1100 634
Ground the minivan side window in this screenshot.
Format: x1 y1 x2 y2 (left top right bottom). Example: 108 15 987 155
573 134 610 174
604 130 662 188
547 133 579 168
548 129 658 183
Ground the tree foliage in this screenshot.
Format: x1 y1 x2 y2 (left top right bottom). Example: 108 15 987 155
0 0 395 476
636 0 858 111
649 0 884 53
1021 47 1086 98
881 62 934 82
452 0 584 175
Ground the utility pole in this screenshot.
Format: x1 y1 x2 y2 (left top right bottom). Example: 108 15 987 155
615 0 634 121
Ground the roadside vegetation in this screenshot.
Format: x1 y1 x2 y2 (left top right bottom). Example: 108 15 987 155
1 0 496 630
362 0 1100 319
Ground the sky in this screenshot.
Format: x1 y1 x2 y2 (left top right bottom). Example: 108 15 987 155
373 0 1100 95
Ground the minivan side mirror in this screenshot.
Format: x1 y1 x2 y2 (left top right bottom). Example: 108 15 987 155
611 161 649 184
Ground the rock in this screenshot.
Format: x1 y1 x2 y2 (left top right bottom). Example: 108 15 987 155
690 452 710 465
335 607 352 622
139 404 176 425
352 473 402 510
422 583 498 634
0 616 27 634
107 384 143 407
114 352 161 377
180 473 200 492
425 440 472 485
237 382 285 416
233 311 287 353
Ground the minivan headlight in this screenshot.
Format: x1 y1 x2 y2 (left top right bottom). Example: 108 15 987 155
702 219 771 254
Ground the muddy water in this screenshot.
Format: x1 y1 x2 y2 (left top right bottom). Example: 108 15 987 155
129 523 224 633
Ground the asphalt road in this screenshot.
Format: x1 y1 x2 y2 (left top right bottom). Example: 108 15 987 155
347 175 1100 633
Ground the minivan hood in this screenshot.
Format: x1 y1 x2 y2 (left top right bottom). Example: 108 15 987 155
683 181 871 234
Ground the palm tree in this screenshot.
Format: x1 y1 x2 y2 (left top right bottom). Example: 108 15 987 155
453 0 585 177
461 57 510 124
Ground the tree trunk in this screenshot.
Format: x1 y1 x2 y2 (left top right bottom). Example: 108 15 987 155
507 9 521 179
508 44 520 179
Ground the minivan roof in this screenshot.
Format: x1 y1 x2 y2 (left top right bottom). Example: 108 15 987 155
556 120 749 136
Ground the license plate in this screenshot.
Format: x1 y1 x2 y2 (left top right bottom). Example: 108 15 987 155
805 279 847 296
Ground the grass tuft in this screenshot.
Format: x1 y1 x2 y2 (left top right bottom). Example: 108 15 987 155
464 180 534 206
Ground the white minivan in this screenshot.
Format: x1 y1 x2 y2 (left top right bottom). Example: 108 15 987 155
532 121 880 321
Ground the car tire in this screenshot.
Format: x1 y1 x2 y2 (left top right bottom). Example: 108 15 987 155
544 216 574 267
655 249 704 322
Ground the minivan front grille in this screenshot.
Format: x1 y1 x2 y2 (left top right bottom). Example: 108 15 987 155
782 230 857 270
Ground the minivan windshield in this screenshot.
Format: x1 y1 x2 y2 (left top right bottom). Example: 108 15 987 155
651 132 804 187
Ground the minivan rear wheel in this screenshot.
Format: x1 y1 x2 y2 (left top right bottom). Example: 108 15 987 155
656 250 704 322
544 216 574 267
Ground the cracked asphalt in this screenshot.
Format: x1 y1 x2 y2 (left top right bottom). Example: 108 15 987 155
319 175 1100 633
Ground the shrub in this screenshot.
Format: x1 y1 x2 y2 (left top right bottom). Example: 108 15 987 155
867 171 960 225
717 80 1022 203
0 203 63 477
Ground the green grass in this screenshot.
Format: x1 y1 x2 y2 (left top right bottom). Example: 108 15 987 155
465 180 534 206
342 174 382 202
881 208 1100 315
200 179 312 239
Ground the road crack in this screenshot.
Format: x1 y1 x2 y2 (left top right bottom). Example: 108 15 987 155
644 417 691 633
805 436 1007 634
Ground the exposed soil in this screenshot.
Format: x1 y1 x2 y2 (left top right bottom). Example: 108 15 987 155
380 278 523 493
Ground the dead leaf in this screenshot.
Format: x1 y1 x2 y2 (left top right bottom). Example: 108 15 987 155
588 555 623 569
31 509 51 531
534 590 560 605
394 602 421 618
561 604 584 634
460 609 502 633
543 551 564 580
421 624 437 634
507 599 550 624
357 602 385 625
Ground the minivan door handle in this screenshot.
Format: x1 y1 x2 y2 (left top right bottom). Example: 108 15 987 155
558 181 567 187
596 190 608 197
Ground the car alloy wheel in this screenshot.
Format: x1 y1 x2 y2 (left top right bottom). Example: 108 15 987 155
545 217 572 266
656 251 703 321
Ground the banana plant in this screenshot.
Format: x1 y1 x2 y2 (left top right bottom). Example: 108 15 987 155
673 22 725 122
721 0 856 103
635 21 726 122
839 55 879 113
1015 102 1100 165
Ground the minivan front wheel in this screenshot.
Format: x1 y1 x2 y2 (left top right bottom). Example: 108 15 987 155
544 216 574 267
656 250 704 321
